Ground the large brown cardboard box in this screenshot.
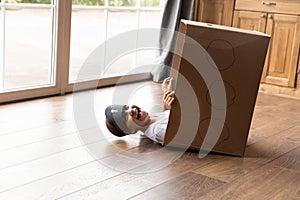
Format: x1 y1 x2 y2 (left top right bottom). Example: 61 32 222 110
163 20 270 156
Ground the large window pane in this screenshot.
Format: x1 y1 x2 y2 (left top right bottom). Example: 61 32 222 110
69 0 165 82
135 9 162 73
3 8 55 91
104 10 138 77
139 10 162 29
69 8 106 82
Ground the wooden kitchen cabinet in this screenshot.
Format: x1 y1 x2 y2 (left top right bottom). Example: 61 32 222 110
196 0 234 26
264 14 300 87
232 11 266 32
233 0 300 87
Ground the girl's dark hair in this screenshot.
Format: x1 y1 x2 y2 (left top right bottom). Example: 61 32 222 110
105 119 126 137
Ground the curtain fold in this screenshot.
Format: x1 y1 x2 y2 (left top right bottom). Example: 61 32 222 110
152 0 195 82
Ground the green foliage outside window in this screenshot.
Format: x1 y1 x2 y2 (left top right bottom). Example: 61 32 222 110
108 0 136 6
6 0 51 3
140 0 160 7
6 0 161 7
73 0 105 6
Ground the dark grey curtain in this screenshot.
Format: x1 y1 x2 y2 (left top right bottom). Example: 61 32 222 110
152 0 195 82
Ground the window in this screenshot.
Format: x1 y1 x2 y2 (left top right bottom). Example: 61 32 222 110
0 0 57 92
0 0 165 103
69 0 164 82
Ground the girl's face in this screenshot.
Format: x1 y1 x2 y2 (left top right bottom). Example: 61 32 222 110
123 105 151 134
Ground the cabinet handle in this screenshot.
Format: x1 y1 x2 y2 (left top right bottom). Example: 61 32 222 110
268 15 273 19
261 14 266 18
262 2 277 6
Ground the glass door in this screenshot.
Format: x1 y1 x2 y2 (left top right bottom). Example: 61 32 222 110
0 0 165 103
0 0 59 103
67 0 165 92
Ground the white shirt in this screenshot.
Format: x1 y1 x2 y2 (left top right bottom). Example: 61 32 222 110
143 110 170 145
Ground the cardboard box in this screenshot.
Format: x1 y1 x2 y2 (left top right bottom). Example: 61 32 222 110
163 20 270 156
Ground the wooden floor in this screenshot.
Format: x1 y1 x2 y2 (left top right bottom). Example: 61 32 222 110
0 81 300 200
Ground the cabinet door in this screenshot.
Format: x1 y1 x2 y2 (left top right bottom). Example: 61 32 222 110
232 10 266 32
263 14 300 87
197 0 234 26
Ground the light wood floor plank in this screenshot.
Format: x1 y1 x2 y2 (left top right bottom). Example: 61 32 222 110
0 145 93 193
129 172 225 200
0 132 81 170
0 127 120 170
248 93 300 145
0 120 78 151
199 164 300 200
270 145 300 171
0 135 151 193
245 124 300 159
193 124 300 183
0 161 120 200
57 153 221 200
0 97 74 135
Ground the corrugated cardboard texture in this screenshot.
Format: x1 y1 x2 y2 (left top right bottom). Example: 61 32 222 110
164 20 270 156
